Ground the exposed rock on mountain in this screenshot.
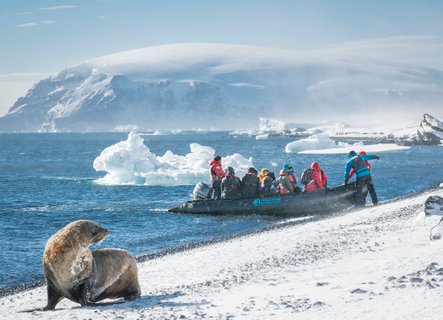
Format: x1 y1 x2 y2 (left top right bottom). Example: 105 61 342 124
1 43 443 132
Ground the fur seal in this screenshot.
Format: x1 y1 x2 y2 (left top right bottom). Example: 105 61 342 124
40 220 141 310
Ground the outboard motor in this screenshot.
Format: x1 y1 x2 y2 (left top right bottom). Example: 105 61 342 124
193 182 211 200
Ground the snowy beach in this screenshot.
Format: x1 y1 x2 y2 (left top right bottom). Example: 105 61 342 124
2 187 442 320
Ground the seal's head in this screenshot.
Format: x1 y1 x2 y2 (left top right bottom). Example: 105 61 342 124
67 220 109 246
47 220 109 252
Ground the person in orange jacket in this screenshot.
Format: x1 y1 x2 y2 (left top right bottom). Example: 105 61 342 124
303 162 328 192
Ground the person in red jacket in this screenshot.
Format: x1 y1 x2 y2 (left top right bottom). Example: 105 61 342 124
304 162 328 192
347 151 378 205
209 155 225 200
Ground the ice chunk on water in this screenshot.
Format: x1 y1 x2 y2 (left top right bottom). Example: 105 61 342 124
93 132 254 186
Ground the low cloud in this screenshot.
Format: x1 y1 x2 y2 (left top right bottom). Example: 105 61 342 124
0 73 51 117
39 5 77 11
306 35 443 70
15 22 38 28
14 21 57 28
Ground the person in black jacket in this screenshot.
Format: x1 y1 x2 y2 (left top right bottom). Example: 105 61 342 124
221 167 242 200
241 167 260 198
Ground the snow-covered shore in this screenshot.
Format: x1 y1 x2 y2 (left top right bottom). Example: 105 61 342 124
1 188 443 319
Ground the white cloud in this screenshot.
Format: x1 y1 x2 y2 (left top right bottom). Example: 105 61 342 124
15 22 38 28
39 5 77 11
307 35 443 70
14 21 57 28
16 11 32 16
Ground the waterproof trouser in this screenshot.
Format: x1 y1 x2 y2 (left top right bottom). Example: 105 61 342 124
367 180 378 205
356 175 376 206
211 180 221 200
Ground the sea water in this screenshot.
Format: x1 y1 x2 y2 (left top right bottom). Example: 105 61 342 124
1 132 442 289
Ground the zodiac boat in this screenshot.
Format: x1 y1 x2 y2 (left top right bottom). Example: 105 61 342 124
168 182 359 216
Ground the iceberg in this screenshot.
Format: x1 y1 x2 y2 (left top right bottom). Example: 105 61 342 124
285 133 410 154
93 132 254 185
285 133 348 153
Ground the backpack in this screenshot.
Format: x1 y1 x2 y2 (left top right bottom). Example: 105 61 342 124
300 168 313 185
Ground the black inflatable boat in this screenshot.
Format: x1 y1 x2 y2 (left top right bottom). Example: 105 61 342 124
168 182 359 216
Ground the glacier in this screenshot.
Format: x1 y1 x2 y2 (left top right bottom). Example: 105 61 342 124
1 43 443 132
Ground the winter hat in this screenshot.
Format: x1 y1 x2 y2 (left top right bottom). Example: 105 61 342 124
214 155 221 162
226 166 235 175
266 171 276 180
248 167 258 175
348 151 357 158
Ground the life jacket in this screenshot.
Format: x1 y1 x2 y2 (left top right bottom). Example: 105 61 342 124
301 168 313 185
287 172 297 186
277 176 290 194
351 156 370 178
209 160 224 181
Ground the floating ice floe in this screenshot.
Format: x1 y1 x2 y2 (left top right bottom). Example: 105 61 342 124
255 133 269 140
285 133 410 154
93 131 254 186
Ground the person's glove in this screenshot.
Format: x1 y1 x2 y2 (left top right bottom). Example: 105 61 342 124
374 155 380 160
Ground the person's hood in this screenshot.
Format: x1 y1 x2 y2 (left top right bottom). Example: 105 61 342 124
348 151 357 158
311 162 320 170
226 166 235 175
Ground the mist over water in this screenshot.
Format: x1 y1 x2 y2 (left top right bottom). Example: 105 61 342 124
1 132 443 288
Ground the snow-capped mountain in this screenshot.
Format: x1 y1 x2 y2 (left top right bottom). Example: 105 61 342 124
391 113 443 145
1 43 443 132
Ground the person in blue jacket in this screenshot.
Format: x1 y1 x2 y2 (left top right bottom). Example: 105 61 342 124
344 150 380 206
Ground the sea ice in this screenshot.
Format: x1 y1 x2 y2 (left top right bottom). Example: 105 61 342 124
285 133 411 154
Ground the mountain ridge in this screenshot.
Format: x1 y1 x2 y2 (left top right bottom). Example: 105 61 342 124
1 43 443 132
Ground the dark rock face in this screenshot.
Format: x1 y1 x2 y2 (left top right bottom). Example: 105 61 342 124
393 114 443 145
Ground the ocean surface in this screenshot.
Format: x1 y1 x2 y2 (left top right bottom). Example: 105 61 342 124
1 132 442 289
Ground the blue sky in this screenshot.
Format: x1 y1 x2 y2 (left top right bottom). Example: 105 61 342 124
1 0 443 115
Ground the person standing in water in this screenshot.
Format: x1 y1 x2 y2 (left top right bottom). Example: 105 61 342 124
344 150 380 206
347 151 378 205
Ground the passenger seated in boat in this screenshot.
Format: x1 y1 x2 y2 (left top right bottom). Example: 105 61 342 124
277 169 294 195
259 168 269 182
301 162 328 192
221 167 242 200
283 163 299 190
241 167 260 198
261 171 277 197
